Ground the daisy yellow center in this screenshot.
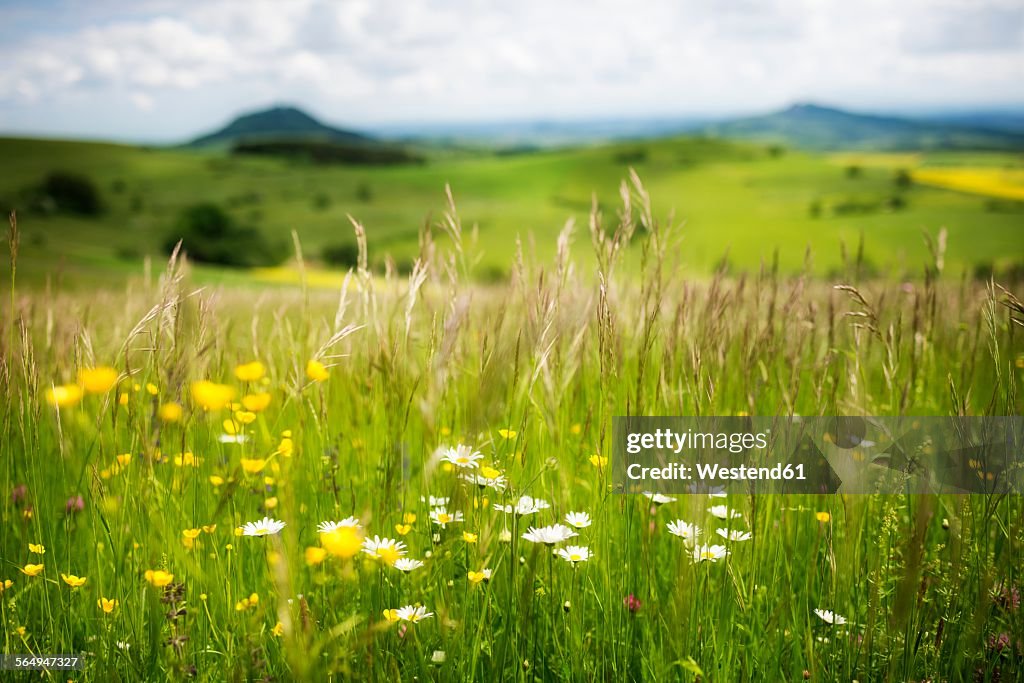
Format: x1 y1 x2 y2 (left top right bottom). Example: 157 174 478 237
570 553 582 561
456 457 469 464
702 550 715 559
378 545 401 565
438 513 451 523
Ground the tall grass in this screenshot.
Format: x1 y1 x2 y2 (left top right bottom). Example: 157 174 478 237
1 178 1021 681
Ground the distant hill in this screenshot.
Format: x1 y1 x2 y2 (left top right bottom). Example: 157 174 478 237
188 105 374 148
186 105 423 165
703 103 1024 151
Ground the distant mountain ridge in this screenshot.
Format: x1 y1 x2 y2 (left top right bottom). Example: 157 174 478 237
702 103 1024 151
186 102 1024 152
188 105 373 148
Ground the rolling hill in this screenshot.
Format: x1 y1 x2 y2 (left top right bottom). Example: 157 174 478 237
702 103 1024 151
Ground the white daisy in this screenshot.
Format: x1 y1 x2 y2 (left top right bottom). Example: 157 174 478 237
460 472 508 491
555 545 591 565
522 523 578 545
564 511 592 529
396 605 434 623
421 495 450 507
494 495 551 516
392 558 424 573
716 528 752 541
708 505 743 520
642 491 677 505
814 609 847 625
218 434 249 444
241 517 286 537
429 507 464 527
361 536 408 564
317 517 362 533
666 520 701 544
441 444 483 469
707 490 728 498
692 544 729 563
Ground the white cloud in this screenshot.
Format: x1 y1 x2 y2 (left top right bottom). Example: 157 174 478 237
0 0 1021 140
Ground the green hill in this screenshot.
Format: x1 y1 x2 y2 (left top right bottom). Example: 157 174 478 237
705 103 1024 151
188 105 374 148
1 135 1022 288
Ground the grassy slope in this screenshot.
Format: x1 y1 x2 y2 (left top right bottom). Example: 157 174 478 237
2 137 1023 287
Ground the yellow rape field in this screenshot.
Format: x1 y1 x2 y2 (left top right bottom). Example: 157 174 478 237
911 167 1024 200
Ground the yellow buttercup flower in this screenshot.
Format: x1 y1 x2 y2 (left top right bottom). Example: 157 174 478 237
276 433 294 457
570 423 582 435
235 593 259 611
46 384 83 408
305 546 327 566
468 569 492 584
182 529 202 540
462 532 478 544
306 359 329 382
234 361 266 383
29 543 45 555
816 511 831 523
61 573 87 588
98 597 118 614
116 453 133 466
78 366 118 393
382 608 400 623
145 382 159 395
395 524 412 536
158 402 183 423
272 621 285 637
242 392 272 412
144 569 174 587
174 452 200 467
265 497 278 510
209 475 225 486
191 380 236 411
0 579 13 592
118 392 129 406
202 524 217 534
20 563 44 577
498 428 517 439
240 458 267 474
589 454 608 468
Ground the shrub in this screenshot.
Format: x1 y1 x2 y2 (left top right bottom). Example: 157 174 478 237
164 203 283 267
894 169 913 189
321 242 360 268
38 171 104 216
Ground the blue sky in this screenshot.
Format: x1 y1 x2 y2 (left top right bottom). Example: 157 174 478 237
1 0 1022 142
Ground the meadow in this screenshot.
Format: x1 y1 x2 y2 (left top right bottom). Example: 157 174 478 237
1 177 1022 681
1 136 1023 288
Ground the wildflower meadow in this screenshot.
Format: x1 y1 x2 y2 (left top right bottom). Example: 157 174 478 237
2 181 1022 682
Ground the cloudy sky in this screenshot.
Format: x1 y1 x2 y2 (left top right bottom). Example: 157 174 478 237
1 0 1022 141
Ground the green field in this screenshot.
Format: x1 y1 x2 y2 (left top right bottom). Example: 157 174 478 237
1 202 1022 679
2 133 1023 681
2 136 1022 286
